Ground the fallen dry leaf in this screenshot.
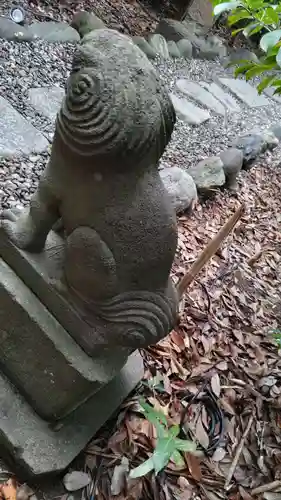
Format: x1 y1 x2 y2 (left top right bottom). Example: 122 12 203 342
0 479 17 500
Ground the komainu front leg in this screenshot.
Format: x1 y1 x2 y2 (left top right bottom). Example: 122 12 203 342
1 175 60 252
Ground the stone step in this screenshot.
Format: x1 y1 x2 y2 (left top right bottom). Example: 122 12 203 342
170 93 210 125
28 87 64 123
0 96 49 158
176 79 226 115
218 78 270 107
264 86 281 104
200 81 241 113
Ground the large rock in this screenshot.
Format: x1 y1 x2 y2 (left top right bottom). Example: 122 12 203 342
222 48 259 67
189 157 225 194
167 40 181 58
177 39 193 58
195 36 227 59
160 167 197 213
176 79 226 115
28 87 64 123
270 124 281 141
219 148 243 190
132 36 157 59
148 34 169 58
170 94 210 125
232 133 268 168
0 17 34 41
0 96 49 157
155 18 197 42
26 22 80 43
186 0 213 27
70 11 105 38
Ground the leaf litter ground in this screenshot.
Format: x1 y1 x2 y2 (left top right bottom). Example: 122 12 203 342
81 160 281 500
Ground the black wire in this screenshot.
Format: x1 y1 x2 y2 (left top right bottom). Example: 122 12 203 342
179 383 225 455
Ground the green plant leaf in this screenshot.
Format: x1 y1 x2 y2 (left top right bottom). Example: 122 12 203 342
243 22 262 37
152 436 177 475
260 29 281 52
276 46 281 67
213 1 242 15
257 74 279 92
129 457 155 479
139 399 167 437
246 24 264 36
171 450 185 466
169 425 180 437
234 62 256 76
245 62 277 79
228 10 253 25
257 6 279 24
232 27 246 34
273 86 281 94
174 438 197 452
271 78 281 86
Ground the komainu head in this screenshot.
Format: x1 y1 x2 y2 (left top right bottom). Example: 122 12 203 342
56 29 176 170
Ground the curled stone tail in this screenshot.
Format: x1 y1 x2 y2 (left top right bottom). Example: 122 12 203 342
93 291 177 348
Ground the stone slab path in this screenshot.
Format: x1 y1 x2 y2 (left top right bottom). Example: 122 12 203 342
0 96 49 158
218 78 270 108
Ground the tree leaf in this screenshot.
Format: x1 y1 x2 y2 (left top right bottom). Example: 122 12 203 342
195 416 209 449
257 75 279 93
211 373 221 397
129 457 155 479
63 472 91 492
228 10 253 26
260 29 281 52
245 63 276 80
234 63 256 77
232 27 246 35
171 449 185 466
257 7 279 25
276 46 281 67
243 22 262 37
213 1 242 16
152 436 177 474
111 457 129 496
174 438 197 452
185 453 202 481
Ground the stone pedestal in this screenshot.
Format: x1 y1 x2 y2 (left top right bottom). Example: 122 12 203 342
0 230 144 477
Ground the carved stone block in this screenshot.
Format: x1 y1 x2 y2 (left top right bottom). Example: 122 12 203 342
0 344 143 477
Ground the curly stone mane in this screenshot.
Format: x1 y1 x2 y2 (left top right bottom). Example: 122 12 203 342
56 29 176 168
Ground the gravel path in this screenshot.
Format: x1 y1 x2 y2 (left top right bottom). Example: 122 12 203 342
0 39 74 210
1 40 281 211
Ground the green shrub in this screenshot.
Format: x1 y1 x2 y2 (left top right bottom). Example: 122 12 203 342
211 0 281 95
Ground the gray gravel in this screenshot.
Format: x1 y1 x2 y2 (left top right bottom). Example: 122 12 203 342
1 45 281 211
0 39 74 209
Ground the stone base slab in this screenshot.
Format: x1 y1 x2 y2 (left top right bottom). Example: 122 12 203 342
0 350 143 478
0 228 130 375
0 257 111 421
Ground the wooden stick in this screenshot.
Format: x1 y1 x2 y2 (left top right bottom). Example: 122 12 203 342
224 413 254 490
251 480 281 496
176 203 245 299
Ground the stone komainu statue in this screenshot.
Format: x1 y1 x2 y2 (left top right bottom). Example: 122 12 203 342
1 29 178 356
